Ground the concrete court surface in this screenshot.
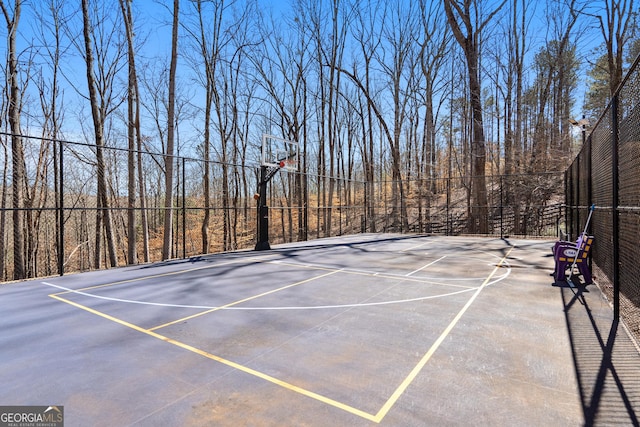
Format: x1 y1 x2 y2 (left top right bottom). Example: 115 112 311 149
0 233 638 426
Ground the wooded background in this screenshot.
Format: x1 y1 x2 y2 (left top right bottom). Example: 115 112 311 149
1 0 638 281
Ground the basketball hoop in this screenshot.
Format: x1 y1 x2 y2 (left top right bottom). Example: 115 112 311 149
256 134 300 251
261 134 299 171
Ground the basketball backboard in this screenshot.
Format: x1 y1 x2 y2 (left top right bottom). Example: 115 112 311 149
261 134 299 171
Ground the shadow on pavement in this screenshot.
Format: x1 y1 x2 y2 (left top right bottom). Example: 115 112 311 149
560 281 640 426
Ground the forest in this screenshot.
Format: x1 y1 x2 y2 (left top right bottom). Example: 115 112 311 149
1 0 638 281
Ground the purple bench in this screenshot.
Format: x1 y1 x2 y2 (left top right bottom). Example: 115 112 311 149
552 234 594 284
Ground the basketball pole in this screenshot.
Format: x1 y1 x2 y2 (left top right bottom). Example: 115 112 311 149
256 134 298 251
255 164 283 251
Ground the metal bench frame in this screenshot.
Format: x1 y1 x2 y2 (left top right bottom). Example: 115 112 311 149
552 234 594 284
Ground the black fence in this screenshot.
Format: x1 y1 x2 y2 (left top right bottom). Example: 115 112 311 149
0 129 564 282
565 55 640 344
370 173 564 238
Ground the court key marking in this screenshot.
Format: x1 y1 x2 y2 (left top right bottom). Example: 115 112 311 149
45 243 516 423
47 292 378 422
41 265 510 313
405 255 447 276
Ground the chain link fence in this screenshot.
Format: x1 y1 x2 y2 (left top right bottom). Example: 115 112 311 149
565 55 640 345
0 129 564 282
366 173 563 237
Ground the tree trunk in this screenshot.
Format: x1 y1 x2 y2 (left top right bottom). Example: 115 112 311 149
120 0 137 265
136 103 150 263
2 0 26 279
0 141 8 280
81 0 117 268
600 0 634 96
162 0 179 260
201 89 212 254
444 0 505 234
468 60 489 233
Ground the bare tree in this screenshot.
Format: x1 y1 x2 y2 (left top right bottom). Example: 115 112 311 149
597 0 637 95
497 0 532 233
1 0 26 279
185 0 255 252
225 5 260 249
529 0 580 172
0 0 626 280
120 0 136 264
24 96 52 276
186 0 219 254
351 1 384 232
312 0 350 235
0 66 8 280
251 4 310 239
81 0 121 268
502 0 531 177
418 0 451 229
118 0 149 264
34 0 69 275
162 0 179 260
342 0 420 231
444 0 506 233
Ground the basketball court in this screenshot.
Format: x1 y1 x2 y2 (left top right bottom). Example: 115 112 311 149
6 233 629 425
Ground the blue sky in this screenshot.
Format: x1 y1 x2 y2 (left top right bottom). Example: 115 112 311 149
2 0 631 150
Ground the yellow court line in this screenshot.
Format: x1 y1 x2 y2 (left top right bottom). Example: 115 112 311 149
148 269 342 331
372 245 516 423
48 293 378 422
47 245 516 424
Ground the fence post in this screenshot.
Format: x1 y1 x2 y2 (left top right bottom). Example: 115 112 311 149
563 169 568 239
585 120 592 225
58 140 65 276
446 176 451 236
576 154 581 238
612 94 620 321
500 175 504 238
182 157 186 259
567 169 572 238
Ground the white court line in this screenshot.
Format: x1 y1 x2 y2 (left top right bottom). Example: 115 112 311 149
41 267 511 311
228 287 479 310
263 259 494 285
374 244 516 420
42 281 475 310
400 241 431 252
405 256 446 277
43 282 222 309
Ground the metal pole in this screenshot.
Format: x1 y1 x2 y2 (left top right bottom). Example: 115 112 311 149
584 118 593 276
58 140 64 276
612 95 620 321
584 117 591 216
363 180 368 233
255 166 271 251
182 157 186 259
338 178 342 235
500 175 504 238
564 169 569 239
303 171 308 240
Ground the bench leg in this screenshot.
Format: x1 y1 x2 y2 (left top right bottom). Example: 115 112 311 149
577 262 593 284
554 260 568 282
